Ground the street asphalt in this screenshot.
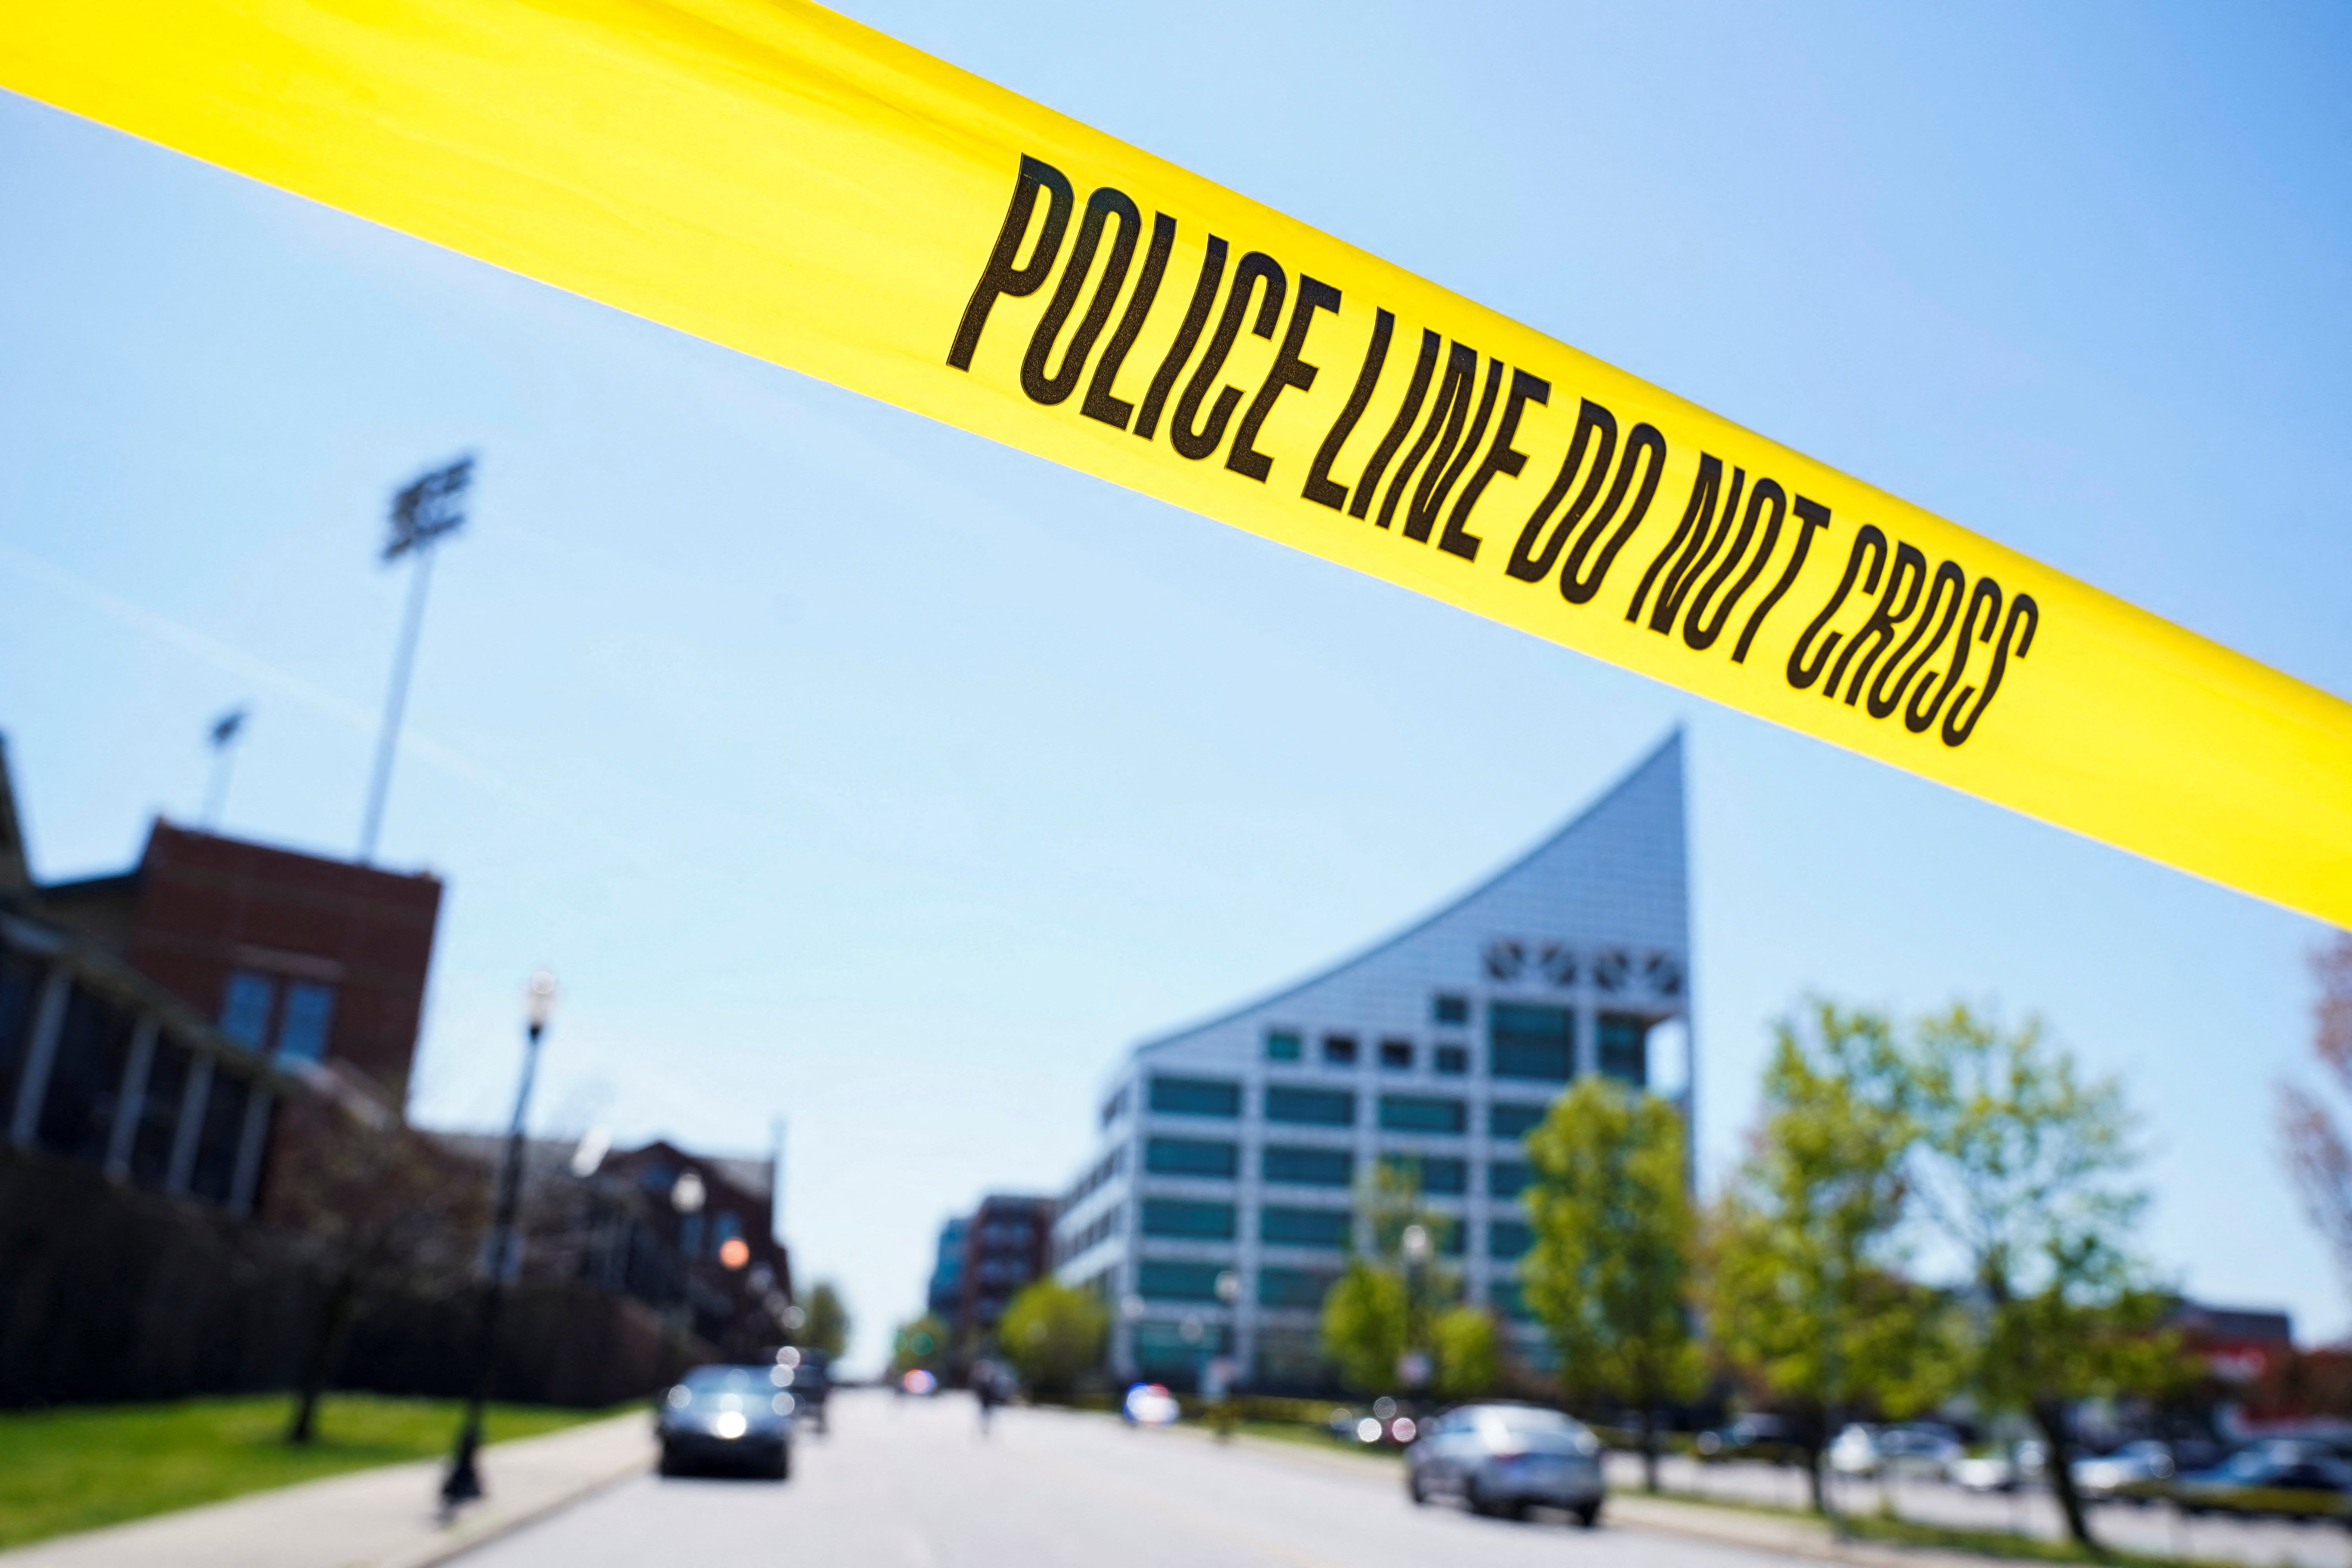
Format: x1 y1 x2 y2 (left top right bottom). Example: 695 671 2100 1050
463 1390 1818 1568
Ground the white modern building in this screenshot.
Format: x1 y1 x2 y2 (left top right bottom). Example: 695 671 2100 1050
1051 733 1692 1390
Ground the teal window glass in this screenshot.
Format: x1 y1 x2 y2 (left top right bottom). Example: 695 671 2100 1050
1434 1044 1468 1075
1490 1160 1533 1199
276 980 336 1064
1490 1278 1536 1321
1490 1220 1534 1259
1140 1199 1235 1239
1149 1075 1241 1118
1381 1153 1466 1194
219 971 274 1050
1134 1319 1229 1369
1490 1101 1548 1138
1147 1137 1238 1178
1265 1029 1303 1062
1258 1266 1336 1308
1598 1012 1649 1086
1433 993 1470 1026
1490 1002 1575 1081
1138 1259 1227 1301
1263 1145 1352 1186
1261 1206 1352 1248
1265 1086 1354 1126
1379 1095 1466 1134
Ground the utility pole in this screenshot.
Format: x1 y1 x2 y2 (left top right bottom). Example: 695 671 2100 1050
360 455 472 865
201 707 248 830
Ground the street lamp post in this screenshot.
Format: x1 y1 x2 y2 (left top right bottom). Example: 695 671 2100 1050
441 969 557 1512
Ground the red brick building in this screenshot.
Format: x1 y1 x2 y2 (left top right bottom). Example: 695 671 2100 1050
38 824 442 1106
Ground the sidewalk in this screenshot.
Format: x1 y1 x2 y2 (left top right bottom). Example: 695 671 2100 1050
1 1411 652 1568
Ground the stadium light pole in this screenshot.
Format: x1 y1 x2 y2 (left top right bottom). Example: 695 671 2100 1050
200 707 248 830
441 968 557 1513
360 455 472 865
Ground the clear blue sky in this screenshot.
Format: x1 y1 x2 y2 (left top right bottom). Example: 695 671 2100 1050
4 0 2348 1374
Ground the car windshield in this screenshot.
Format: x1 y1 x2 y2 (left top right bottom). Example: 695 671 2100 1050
678 1366 780 1403
1488 1408 1578 1436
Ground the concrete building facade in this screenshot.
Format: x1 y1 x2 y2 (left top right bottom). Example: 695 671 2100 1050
1050 735 1691 1391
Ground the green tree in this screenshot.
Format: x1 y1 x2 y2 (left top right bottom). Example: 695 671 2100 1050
1904 1004 2176 1552
889 1313 950 1379
998 1278 1109 1400
1318 1160 1459 1394
1432 1305 1501 1399
1707 1002 1956 1512
1321 1258 1408 1393
798 1281 851 1359
1525 1077 1699 1492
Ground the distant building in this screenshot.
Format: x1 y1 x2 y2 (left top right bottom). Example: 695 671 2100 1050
926 1215 968 1323
927 1193 1054 1376
1050 735 1691 1392
2173 1299 2296 1385
435 1132 791 1357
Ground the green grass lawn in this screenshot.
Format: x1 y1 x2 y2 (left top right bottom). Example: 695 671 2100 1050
0 1392 622 1550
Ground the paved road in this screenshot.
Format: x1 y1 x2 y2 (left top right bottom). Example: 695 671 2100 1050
470 1391 1818 1568
1620 1453 2352 1568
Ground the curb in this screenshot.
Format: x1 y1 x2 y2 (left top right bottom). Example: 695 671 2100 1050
379 1448 650 1568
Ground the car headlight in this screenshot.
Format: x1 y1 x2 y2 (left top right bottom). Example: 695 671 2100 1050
712 1412 748 1439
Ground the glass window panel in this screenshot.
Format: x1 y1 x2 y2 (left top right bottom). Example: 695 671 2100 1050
190 1071 250 1203
1490 1002 1575 1081
218 972 275 1051
1378 1095 1466 1134
1148 1076 1241 1118
1147 1137 1239 1178
1489 1220 1534 1260
0 947 43 1112
1489 1101 1549 1139
1138 1259 1225 1301
129 1038 192 1189
1432 994 1470 1026
1434 1044 1468 1075
1264 1086 1354 1126
1381 1153 1466 1194
1489 1160 1533 1199
275 981 336 1064
1264 1029 1302 1062
1257 1267 1337 1308
1379 1039 1414 1070
1321 1034 1357 1065
35 985 133 1165
1597 1012 1650 1086
1140 1199 1236 1239
1261 1145 1352 1186
1260 1206 1351 1248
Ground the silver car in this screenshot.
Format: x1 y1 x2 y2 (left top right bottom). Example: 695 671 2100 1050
1406 1403 1606 1525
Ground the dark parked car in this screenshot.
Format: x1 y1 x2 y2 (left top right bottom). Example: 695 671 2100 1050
1406 1403 1605 1525
657 1363 796 1479
2166 1441 2352 1522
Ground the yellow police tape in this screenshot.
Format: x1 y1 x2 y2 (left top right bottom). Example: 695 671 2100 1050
9 0 2350 925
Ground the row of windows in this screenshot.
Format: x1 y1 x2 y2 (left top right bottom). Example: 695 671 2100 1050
1145 1137 1534 1197
1065 1145 1125 1208
1056 1203 1123 1266
1259 1007 1652 1087
1150 1075 1556 1137
1138 1198 1534 1258
1135 1263 1542 1314
1266 1029 1474 1075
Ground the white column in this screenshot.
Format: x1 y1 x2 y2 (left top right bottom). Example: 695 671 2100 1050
103 1015 159 1180
228 1085 272 1215
166 1053 214 1196
6 965 71 1148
